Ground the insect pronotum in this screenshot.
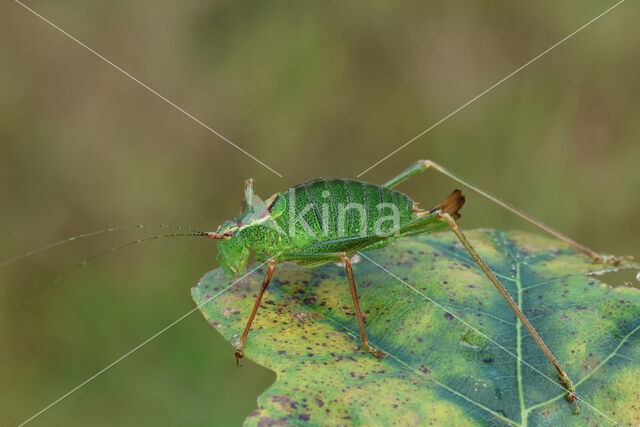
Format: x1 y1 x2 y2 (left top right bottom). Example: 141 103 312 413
5 159 622 414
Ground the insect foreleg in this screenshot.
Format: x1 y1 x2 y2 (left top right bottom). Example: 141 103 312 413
235 259 275 366
385 160 620 265
340 253 384 359
438 213 579 413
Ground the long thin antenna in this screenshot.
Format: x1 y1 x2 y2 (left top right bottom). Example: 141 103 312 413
1 224 205 269
23 231 207 302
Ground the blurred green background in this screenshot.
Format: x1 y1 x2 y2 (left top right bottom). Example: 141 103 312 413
1 0 639 425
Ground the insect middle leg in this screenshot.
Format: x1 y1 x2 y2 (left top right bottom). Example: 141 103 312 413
437 212 579 412
384 159 621 265
340 253 384 359
235 259 275 366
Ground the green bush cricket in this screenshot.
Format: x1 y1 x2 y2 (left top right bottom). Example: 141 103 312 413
4 160 624 414
203 159 623 413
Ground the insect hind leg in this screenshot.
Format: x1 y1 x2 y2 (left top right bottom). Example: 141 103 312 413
384 159 621 265
439 212 579 412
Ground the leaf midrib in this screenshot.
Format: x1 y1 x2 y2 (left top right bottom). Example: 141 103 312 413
515 261 527 427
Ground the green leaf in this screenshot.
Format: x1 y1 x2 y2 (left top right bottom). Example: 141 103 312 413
192 230 640 426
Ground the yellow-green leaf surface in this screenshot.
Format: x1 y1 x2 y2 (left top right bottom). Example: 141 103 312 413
192 230 640 426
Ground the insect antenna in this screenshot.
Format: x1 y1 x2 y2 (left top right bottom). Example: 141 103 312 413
21 231 211 303
0 224 206 269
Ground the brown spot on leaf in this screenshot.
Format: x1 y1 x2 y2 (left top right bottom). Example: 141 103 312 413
419 364 431 375
270 395 297 411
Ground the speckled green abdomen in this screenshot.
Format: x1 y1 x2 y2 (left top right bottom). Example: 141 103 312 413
273 178 416 241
